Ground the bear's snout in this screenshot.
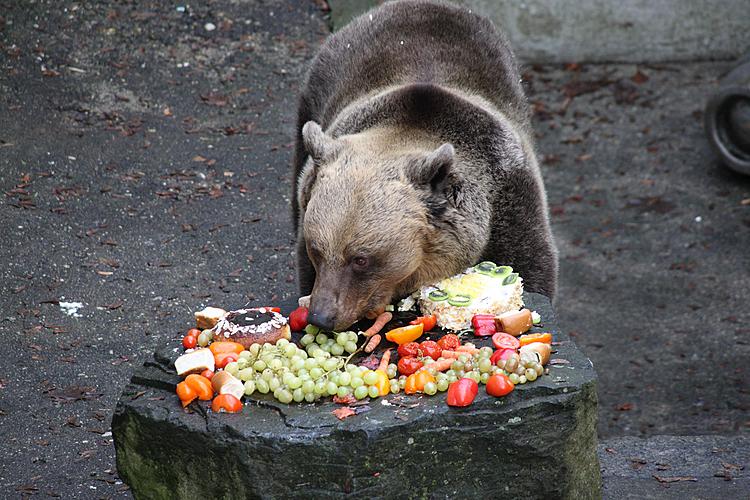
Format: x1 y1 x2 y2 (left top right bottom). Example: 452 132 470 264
308 306 336 331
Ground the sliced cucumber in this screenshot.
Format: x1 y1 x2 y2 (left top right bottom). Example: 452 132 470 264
492 266 513 279
502 273 519 286
474 261 496 273
428 290 449 302
447 294 471 307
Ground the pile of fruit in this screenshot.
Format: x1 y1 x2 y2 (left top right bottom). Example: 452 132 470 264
173 303 553 414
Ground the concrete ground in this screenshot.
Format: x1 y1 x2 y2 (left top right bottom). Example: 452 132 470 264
0 0 747 497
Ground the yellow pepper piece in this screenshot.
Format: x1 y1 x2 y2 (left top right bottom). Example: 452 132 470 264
384 324 424 345
374 370 390 396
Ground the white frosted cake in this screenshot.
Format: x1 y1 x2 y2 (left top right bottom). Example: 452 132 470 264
417 262 524 331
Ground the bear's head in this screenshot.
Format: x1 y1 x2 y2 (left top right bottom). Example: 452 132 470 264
297 121 467 331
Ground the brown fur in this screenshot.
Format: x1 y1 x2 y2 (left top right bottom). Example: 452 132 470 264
292 0 558 330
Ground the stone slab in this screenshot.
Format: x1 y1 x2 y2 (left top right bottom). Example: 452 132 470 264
112 293 600 498
328 0 750 63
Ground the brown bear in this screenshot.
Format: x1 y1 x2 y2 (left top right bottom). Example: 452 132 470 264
292 0 557 331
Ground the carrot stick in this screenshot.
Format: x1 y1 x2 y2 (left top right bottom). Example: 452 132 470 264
363 311 392 338
423 357 454 372
455 345 480 354
378 349 392 372
439 350 462 359
364 334 382 353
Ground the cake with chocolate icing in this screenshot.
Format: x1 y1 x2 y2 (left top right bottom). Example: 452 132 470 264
211 308 291 348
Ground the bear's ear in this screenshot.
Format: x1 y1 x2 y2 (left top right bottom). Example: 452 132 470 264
302 121 339 165
409 143 455 191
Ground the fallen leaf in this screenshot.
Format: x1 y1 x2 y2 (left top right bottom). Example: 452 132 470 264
617 403 635 411
333 394 357 405
96 270 113 276
548 358 570 365
652 475 697 483
103 300 123 310
631 70 649 84
49 385 100 404
332 407 357 420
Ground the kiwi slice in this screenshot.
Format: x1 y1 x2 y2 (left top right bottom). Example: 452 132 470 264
428 290 449 301
492 266 513 279
447 294 471 307
502 273 519 286
474 261 496 274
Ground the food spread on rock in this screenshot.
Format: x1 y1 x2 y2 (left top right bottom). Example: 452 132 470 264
173 262 553 416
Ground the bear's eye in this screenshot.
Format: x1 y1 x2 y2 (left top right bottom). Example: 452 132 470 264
352 256 369 269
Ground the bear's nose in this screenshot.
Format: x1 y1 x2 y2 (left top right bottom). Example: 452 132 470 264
309 308 335 331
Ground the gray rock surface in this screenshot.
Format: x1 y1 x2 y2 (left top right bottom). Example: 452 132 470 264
112 293 601 498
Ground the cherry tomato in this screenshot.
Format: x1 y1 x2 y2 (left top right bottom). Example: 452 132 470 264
404 370 436 394
419 340 442 361
492 332 520 351
397 342 421 358
288 306 309 332
409 315 437 331
182 335 197 349
209 341 245 356
186 328 201 338
176 381 197 407
437 334 460 351
490 348 517 365
397 356 424 376
214 352 239 369
185 374 214 401
200 369 214 380
446 378 479 407
486 373 515 397
211 394 242 413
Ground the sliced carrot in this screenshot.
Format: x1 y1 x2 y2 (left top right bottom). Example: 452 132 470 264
519 332 552 347
209 341 245 355
455 345 481 354
364 311 393 338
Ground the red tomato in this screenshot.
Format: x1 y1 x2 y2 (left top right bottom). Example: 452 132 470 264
409 315 437 331
288 306 309 332
397 342 421 358
486 373 515 397
492 332 520 351
446 378 479 407
214 352 239 369
397 356 424 376
490 348 517 365
200 369 214 380
182 335 197 349
437 334 460 351
186 328 201 338
419 340 442 361
211 394 242 413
